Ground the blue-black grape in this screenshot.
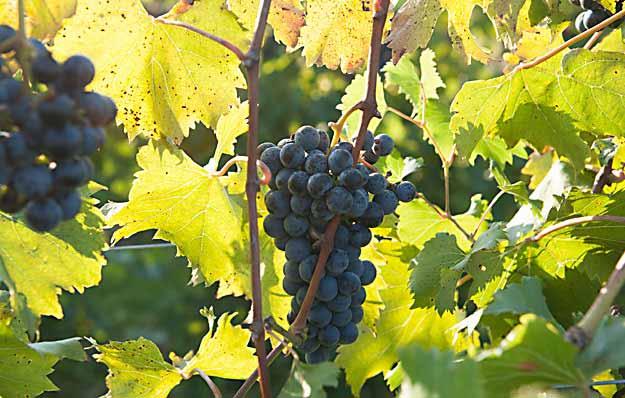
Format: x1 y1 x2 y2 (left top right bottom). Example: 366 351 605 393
311 198 334 221
300 338 321 354
39 95 75 126
260 146 282 175
307 173 333 198
326 248 349 276
12 166 52 199
319 325 340 346
336 141 354 153
290 194 312 216
53 159 88 188
0 188 26 213
328 149 352 175
4 133 34 166
366 173 387 195
294 125 320 151
275 168 294 192
257 142 275 157
284 260 302 281
305 347 331 364
338 272 361 295
331 309 352 327
299 254 318 282
280 142 306 168
351 306 364 323
0 78 23 103
316 275 338 302
349 223 372 247
349 189 369 218
282 277 304 295
308 304 332 327
285 238 312 262
24 198 62 232
80 126 105 155
326 186 353 215
334 224 350 249
265 190 291 217
339 167 365 190
295 287 308 305
373 134 394 156
347 258 364 277
374 190 399 215
339 323 359 344
352 287 366 307
0 25 16 53
359 201 384 227
363 150 379 164
317 130 330 152
360 260 377 286
304 150 328 174
55 190 82 220
287 170 309 195
32 52 60 84
327 294 351 312
43 125 82 159
61 55 95 89
395 181 417 202
284 213 309 237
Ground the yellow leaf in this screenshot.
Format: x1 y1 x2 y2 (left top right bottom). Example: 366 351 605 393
0 0 76 39
212 101 248 166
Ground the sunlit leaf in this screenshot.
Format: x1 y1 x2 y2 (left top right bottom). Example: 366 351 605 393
277 360 340 398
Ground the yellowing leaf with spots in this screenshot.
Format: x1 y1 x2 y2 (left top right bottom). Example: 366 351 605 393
53 0 247 143
298 0 375 73
0 203 106 319
228 0 305 48
0 0 76 39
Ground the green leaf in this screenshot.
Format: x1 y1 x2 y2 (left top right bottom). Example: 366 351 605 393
398 346 485 398
299 0 378 73
211 101 249 167
182 313 257 379
455 126 514 169
478 315 584 397
385 0 443 60
576 317 625 378
409 233 465 313
277 360 340 398
452 50 625 168
419 49 446 100
485 277 556 323
0 0 76 39
376 149 423 184
0 202 106 318
424 99 455 162
397 199 483 251
337 72 387 137
54 0 247 142
94 338 183 398
30 337 86 362
0 322 61 398
384 56 423 111
336 240 474 395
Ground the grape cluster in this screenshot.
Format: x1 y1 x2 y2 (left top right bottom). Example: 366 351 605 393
0 25 116 232
571 0 623 32
259 126 417 364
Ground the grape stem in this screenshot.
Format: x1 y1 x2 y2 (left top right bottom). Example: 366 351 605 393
208 156 272 186
188 369 222 398
232 343 287 398
15 0 31 88
289 0 391 337
470 190 506 240
329 101 365 149
513 8 625 72
583 30 604 50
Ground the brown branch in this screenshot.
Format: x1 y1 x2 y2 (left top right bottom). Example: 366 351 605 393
527 215 625 243
592 159 614 194
243 1 273 397
513 8 625 72
584 30 604 50
232 343 286 398
155 18 246 61
209 156 272 186
289 0 391 337
567 250 625 348
194 369 223 398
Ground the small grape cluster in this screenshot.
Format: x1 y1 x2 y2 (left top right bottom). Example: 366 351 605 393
571 0 623 32
259 126 416 364
0 25 116 232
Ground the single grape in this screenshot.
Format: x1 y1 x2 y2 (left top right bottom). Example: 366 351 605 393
299 254 318 282
12 166 52 199
264 190 291 217
326 186 353 215
77 92 118 127
291 296 302 312
359 201 384 227
316 275 338 302
280 142 306 168
260 146 282 175
304 150 328 174
24 198 63 232
349 188 369 218
80 126 106 155
349 223 372 247
53 159 89 188
284 213 309 237
345 245 361 261
373 134 394 156
319 325 340 346
294 125 320 151
287 171 309 195
328 148 353 175
351 306 364 323
300 338 321 354
331 309 352 328
278 138 293 147
327 294 351 312
284 260 302 281
336 141 354 153
347 258 364 277
311 198 334 221
275 236 288 251
353 130 375 152
282 278 303 295
290 194 312 216
307 173 333 198
338 167 365 190
351 287 366 307
61 55 95 89
287 310 296 324
43 125 83 159
366 173 387 195
374 190 399 215
360 260 377 286
295 287 308 305
263 214 287 238
326 249 349 276
285 238 312 262
0 25 16 53
5 133 34 166
395 181 416 202
0 78 23 103
55 190 82 220
308 304 332 327
305 347 331 364
39 95 76 126
339 322 359 344
363 150 379 164
334 224 350 249
257 142 275 157
338 272 361 295
31 53 60 84
275 168 295 192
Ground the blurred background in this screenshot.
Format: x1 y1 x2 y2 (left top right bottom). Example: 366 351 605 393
39 0 550 396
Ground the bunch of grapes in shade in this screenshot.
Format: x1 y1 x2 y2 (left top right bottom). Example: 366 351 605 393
258 126 417 364
571 0 623 32
0 25 116 232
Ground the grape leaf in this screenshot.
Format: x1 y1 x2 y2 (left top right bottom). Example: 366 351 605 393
376 149 423 184
385 0 443 61
337 72 387 136
384 56 423 111
576 317 625 378
54 0 247 142
298 0 377 73
397 199 483 251
397 346 485 398
455 126 515 169
452 50 625 168
0 0 76 39
0 201 106 318
478 315 584 397
108 141 287 321
93 338 183 398
211 101 249 167
485 277 556 323
228 0 305 48
336 240 475 395
0 322 60 398
419 48 446 100
277 360 340 398
30 337 86 361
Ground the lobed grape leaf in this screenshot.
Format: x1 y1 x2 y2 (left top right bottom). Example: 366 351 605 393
397 346 485 398
336 240 475 395
0 201 106 318
375 149 423 184
484 276 556 323
452 50 625 168
0 0 76 39
108 141 288 321
298 0 378 73
277 360 340 398
53 0 247 143
478 315 584 397
228 0 305 48
337 72 387 137
385 0 443 62
211 101 249 167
